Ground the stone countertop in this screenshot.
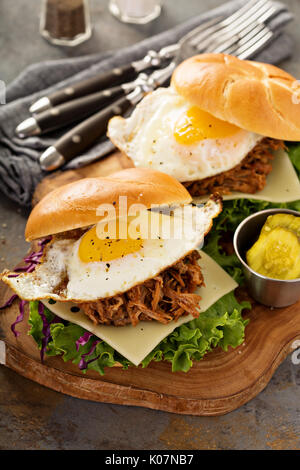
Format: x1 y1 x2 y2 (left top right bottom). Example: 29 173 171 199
0 0 299 450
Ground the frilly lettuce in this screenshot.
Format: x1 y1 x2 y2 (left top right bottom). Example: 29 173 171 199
203 144 300 284
26 144 300 375
28 291 250 375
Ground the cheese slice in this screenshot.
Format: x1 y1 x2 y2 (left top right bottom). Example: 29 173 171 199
193 149 300 204
42 251 237 366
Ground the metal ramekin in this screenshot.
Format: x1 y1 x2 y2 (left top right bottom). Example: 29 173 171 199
233 208 300 308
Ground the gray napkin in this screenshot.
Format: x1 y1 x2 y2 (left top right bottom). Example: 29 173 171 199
0 0 294 206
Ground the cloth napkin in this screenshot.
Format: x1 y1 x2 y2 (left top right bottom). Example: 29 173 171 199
0 0 294 206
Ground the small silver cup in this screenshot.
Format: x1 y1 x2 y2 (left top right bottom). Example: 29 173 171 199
233 208 300 308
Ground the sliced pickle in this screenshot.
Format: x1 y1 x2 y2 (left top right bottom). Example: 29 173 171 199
262 214 300 239
246 225 300 280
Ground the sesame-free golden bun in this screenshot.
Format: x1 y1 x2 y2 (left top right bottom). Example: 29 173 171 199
25 168 192 241
171 53 300 141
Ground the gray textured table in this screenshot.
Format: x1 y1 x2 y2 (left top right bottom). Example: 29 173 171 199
0 0 300 450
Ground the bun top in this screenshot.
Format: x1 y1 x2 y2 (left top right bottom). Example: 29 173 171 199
25 168 192 241
171 53 300 141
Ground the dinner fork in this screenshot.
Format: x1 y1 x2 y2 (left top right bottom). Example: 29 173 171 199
21 0 283 141
185 0 280 53
19 1 268 138
30 0 280 115
40 17 279 171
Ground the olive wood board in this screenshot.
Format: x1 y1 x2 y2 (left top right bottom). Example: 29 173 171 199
0 149 299 416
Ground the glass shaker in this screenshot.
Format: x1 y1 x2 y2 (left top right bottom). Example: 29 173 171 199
40 0 92 46
109 0 161 24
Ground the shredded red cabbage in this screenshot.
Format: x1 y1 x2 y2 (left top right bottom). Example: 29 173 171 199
6 237 52 337
37 301 60 363
76 331 93 352
39 237 52 246
8 236 52 278
0 294 18 310
38 302 51 363
78 340 101 370
11 300 27 337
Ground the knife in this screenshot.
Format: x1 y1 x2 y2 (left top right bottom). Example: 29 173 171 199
16 75 147 138
39 87 144 171
29 50 168 114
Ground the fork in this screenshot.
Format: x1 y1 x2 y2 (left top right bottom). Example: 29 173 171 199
18 3 261 138
150 0 285 86
185 0 280 53
39 0 286 171
21 0 281 140
30 0 278 115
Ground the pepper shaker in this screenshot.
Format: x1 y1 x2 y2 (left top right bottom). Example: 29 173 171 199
40 0 92 46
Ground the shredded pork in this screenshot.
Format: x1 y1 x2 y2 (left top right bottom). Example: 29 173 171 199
183 138 285 197
79 250 204 327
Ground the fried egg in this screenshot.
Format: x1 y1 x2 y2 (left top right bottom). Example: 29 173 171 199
107 87 263 182
2 198 221 302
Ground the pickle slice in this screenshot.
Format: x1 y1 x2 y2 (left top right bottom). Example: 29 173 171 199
246 223 300 280
261 214 300 239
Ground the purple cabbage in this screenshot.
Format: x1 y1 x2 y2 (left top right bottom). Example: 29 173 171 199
0 294 18 310
38 302 51 362
37 301 60 363
78 340 101 370
10 300 27 337
76 331 93 352
8 236 52 278
7 237 52 337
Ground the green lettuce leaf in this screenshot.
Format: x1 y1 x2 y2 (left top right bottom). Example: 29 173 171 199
141 291 250 372
28 300 55 348
288 144 300 178
26 143 300 375
203 143 300 283
28 290 250 374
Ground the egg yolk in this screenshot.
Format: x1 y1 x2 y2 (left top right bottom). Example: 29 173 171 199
78 225 144 263
174 106 240 144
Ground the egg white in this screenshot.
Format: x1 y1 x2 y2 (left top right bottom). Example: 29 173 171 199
107 87 263 182
2 200 221 302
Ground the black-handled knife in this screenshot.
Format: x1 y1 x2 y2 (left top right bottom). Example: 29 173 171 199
30 51 163 114
39 88 143 171
16 84 126 137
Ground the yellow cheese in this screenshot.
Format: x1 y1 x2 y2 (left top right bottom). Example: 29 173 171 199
42 251 237 366
193 150 300 204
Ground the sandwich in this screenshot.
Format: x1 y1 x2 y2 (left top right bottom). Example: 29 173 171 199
107 53 300 198
0 168 249 373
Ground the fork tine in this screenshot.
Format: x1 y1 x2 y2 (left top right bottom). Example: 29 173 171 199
196 0 281 53
188 0 264 46
208 22 267 54
221 25 269 56
236 29 275 59
221 25 275 60
189 0 272 50
202 3 282 53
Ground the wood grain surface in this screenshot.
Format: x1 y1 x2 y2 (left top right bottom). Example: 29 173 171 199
1 150 299 416
33 151 133 205
1 283 300 416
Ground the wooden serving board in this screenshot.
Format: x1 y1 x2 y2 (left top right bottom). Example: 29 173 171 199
32 151 134 205
1 284 300 416
1 150 300 416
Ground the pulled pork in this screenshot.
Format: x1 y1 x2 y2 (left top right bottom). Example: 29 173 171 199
183 138 285 197
80 250 204 327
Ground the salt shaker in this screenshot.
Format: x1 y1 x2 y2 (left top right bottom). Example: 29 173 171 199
109 0 161 24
